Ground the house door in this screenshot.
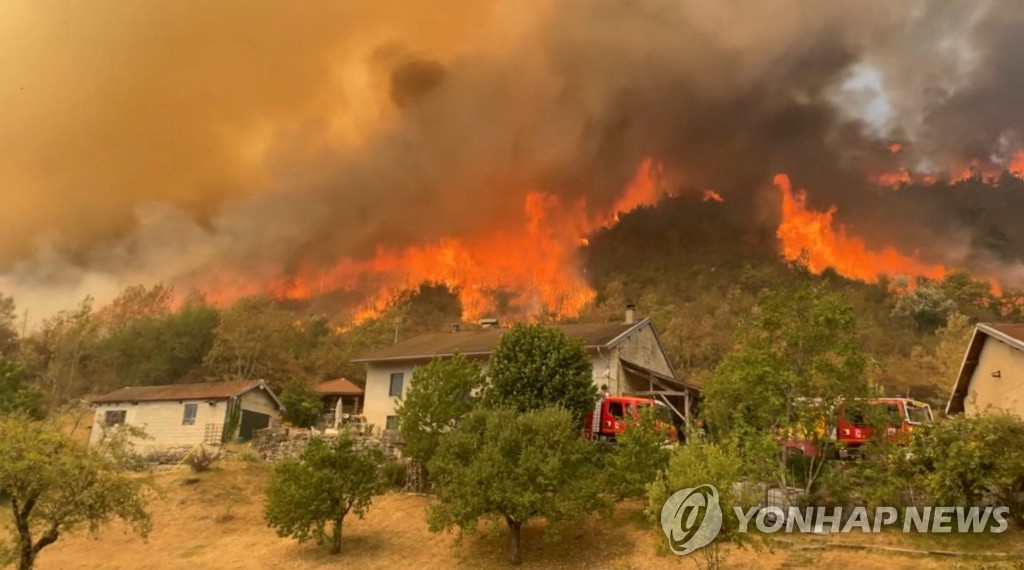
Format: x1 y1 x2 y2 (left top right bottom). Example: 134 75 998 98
238 410 271 441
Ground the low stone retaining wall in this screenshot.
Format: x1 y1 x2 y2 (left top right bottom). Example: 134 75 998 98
251 426 404 462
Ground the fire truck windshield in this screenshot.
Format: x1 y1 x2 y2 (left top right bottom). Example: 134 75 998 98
905 402 932 425
653 403 673 424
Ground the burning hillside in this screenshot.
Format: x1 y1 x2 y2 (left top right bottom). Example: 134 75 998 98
3 2 1024 320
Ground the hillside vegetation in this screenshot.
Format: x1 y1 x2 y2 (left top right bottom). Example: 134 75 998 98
0 198 1019 409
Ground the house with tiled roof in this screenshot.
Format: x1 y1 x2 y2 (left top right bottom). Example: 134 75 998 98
947 323 1024 416
89 379 282 450
353 308 698 434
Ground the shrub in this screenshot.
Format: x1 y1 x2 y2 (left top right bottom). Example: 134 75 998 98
188 446 218 472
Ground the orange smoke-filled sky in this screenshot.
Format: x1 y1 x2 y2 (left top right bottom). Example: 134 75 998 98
4 1 1024 318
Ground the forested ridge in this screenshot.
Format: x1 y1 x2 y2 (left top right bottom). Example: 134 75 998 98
1 200 1018 410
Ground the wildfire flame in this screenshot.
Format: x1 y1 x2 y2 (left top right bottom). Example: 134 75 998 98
702 189 724 202
201 159 664 323
775 174 947 283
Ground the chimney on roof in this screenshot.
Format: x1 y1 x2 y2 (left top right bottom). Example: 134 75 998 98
450 323 461 333
479 318 499 329
625 304 636 325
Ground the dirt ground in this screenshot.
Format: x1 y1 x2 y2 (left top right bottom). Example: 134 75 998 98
30 461 1024 569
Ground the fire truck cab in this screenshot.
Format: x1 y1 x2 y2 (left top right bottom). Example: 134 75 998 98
786 397 933 458
835 397 933 453
584 395 676 442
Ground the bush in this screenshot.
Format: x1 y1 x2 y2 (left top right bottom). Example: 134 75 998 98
907 413 1024 521
381 460 408 490
188 446 218 472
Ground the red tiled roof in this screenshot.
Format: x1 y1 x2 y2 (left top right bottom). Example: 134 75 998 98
92 380 262 404
315 378 364 396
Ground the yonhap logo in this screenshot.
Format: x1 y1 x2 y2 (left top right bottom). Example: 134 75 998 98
660 484 723 555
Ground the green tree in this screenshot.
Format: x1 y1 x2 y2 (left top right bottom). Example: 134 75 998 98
0 359 45 419
33 297 96 403
891 284 956 334
701 285 869 498
647 441 749 570
90 293 219 390
203 296 303 387
264 435 384 554
485 324 596 421
427 407 606 565
604 406 670 499
907 413 1024 521
278 380 323 428
0 293 19 359
395 353 484 467
0 417 151 570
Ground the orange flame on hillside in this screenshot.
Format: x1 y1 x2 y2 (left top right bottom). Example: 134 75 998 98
775 174 946 283
202 159 664 324
702 189 724 202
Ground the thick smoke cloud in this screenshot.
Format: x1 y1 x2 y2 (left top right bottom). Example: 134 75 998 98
1 1 1022 317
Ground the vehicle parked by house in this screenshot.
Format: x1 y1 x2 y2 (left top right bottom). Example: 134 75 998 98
584 395 677 442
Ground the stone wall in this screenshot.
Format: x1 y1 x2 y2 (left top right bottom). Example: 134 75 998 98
250 426 404 462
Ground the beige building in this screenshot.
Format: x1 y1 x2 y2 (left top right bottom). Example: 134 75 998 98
947 323 1024 416
353 314 698 434
89 380 282 451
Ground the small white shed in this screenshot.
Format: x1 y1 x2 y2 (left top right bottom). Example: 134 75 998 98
89 380 282 451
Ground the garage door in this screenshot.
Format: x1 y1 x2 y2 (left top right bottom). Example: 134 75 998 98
238 409 271 441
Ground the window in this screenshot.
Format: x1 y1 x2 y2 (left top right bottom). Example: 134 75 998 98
389 372 404 397
607 401 625 419
385 415 399 430
104 410 126 427
182 403 198 425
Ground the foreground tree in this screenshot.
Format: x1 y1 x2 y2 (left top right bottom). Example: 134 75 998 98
701 285 869 498
485 324 596 421
264 435 383 554
428 407 606 565
604 406 670 499
0 417 151 570
647 441 748 570
396 353 484 468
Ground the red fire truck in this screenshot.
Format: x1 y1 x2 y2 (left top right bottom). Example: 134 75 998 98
786 397 933 457
584 395 677 442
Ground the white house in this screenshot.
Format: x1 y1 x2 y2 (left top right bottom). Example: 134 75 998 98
89 380 283 451
352 312 698 434
947 323 1024 416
